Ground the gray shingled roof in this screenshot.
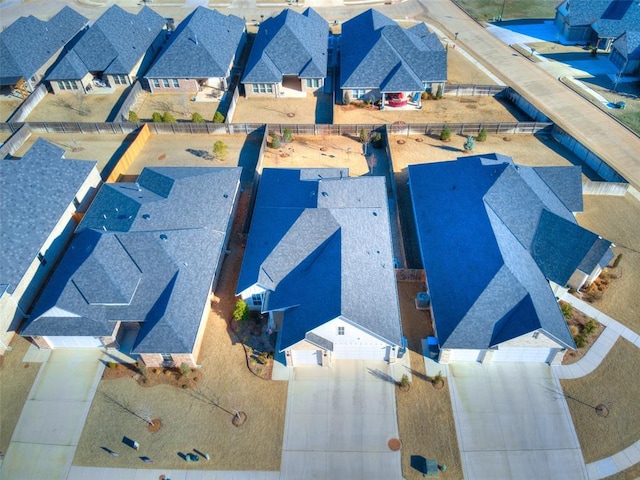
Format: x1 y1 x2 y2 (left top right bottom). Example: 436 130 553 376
237 168 402 351
0 138 97 296
23 167 242 355
558 0 640 39
0 6 88 86
145 7 245 79
47 5 165 81
409 154 614 351
242 7 328 84
340 9 446 91
613 30 640 59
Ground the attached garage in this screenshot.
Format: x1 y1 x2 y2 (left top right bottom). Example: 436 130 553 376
446 349 483 363
491 347 557 363
291 349 321 366
332 343 388 361
43 336 104 348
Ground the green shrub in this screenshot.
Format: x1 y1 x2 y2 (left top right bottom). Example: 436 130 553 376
612 253 623 268
152 112 163 123
477 127 487 142
560 302 573 319
179 362 191 378
440 125 451 141
343 90 351 105
372 132 383 148
191 112 205 123
233 299 249 322
213 111 225 123
400 373 409 388
213 140 228 159
584 319 598 335
359 128 368 144
283 127 293 143
421 91 429 100
107 361 118 369
271 134 281 149
574 333 586 348
463 135 475 151
162 111 177 123
435 84 443 100
127 110 140 122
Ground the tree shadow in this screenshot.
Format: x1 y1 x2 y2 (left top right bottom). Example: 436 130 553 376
428 143 463 152
186 148 214 161
366 368 397 384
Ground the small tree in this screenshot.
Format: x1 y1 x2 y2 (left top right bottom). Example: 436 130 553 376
282 127 293 143
463 135 475 151
359 128 368 144
477 127 487 142
179 362 191 378
560 302 573 319
162 111 177 123
372 132 383 148
128 110 140 122
440 124 451 142
343 90 351 105
435 84 443 100
399 374 409 389
213 140 228 159
271 134 281 149
191 112 205 123
152 112 163 123
233 299 249 322
213 111 225 123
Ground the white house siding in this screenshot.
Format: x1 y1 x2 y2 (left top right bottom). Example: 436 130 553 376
490 347 557 363
291 349 321 366
312 318 390 361
441 348 483 363
238 285 266 310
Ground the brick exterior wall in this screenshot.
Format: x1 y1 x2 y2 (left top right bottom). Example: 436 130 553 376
148 78 199 94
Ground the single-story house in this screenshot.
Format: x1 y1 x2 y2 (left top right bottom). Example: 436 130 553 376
237 168 404 367
242 8 328 98
555 0 640 51
340 9 446 108
46 5 166 94
0 6 88 93
22 166 242 368
610 31 640 75
408 154 614 364
145 7 245 96
0 138 100 354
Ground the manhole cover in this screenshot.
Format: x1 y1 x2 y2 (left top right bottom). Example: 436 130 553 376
387 438 401 451
596 404 609 417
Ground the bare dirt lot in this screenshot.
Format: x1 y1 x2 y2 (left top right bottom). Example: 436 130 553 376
12 133 133 179
232 94 332 125
25 90 127 123
0 95 22 122
134 92 222 123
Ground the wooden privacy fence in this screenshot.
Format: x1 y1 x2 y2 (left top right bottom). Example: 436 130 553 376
386 122 552 136
395 269 426 283
113 81 144 122
105 123 151 183
444 84 507 97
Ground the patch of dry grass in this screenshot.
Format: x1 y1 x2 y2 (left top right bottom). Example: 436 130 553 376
560 338 640 463
25 91 126 123
135 92 221 123
395 282 462 479
0 337 41 454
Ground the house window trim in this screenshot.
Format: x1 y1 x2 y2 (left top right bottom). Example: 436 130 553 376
337 326 345 336
251 293 263 306
172 78 179 88
153 79 160 88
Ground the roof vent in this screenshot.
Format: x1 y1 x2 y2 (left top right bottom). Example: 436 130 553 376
160 234 168 241
321 191 328 197
142 213 151 220
223 193 229 198
372 211 377 216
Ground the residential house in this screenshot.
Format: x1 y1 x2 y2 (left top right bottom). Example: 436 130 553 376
408 154 614 364
46 5 166 94
610 31 640 75
0 7 88 93
237 168 403 367
340 9 447 108
0 138 100 354
555 0 640 51
242 8 328 98
22 166 242 367
145 7 246 96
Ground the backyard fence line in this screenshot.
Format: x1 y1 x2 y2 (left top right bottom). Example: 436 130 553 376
395 269 426 283
0 124 30 157
503 87 552 122
386 121 552 136
105 123 151 183
384 126 408 270
444 84 507 96
7 84 47 123
113 81 144 123
582 180 628 196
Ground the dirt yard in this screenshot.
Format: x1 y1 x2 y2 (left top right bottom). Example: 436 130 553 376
73 191 288 471
134 92 222 123
395 281 462 480
232 94 332 125
12 133 134 179
25 90 127 123
0 95 22 122
261 134 370 175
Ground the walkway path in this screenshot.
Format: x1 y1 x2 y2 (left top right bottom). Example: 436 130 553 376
419 0 640 190
553 294 640 480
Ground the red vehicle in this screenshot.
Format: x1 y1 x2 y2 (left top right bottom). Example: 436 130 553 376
387 92 407 107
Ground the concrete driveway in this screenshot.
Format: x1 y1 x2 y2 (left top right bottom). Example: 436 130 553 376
0 349 105 480
280 360 402 479
448 362 588 480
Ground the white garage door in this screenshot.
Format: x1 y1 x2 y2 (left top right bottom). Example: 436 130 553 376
291 349 321 366
44 336 104 348
491 348 555 363
332 344 388 360
448 349 483 362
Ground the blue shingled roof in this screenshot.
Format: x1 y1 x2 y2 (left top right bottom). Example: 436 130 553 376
409 155 614 351
613 30 640 59
23 167 242 355
0 6 88 86
557 0 640 38
237 168 402 350
47 5 165 81
340 9 446 91
0 138 97 296
146 7 245 79
242 7 328 84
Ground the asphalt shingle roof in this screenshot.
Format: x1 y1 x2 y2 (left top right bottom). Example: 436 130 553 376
242 7 328 84
47 5 165 81
0 138 97 296
145 7 244 79
409 154 614 351
613 30 640 59
0 6 87 86
237 168 402 351
558 0 640 38
23 167 242 355
340 9 446 91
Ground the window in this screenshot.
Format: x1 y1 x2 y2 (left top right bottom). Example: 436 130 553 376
338 326 345 336
172 78 179 88
57 81 65 90
351 89 366 99
163 79 170 88
37 252 47 266
252 83 274 94
161 353 172 363
423 82 433 92
306 78 320 88
251 293 263 306
153 79 160 88
113 76 120 85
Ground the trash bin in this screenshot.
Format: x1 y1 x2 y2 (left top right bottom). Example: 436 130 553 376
617 101 626 110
